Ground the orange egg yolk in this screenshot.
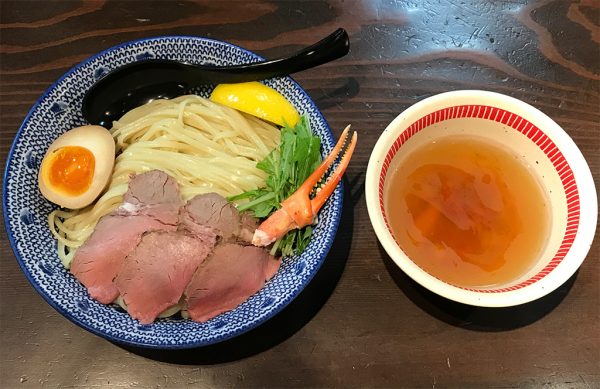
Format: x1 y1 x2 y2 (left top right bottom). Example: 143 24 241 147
47 146 95 196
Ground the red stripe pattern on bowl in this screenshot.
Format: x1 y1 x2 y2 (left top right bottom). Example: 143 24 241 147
378 105 580 293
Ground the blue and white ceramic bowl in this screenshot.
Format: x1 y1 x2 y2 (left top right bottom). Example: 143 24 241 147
3 36 342 349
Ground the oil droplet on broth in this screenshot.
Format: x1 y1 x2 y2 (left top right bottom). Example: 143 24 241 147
385 136 550 288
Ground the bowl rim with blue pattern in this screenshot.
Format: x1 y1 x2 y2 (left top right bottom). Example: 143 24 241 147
2 35 343 349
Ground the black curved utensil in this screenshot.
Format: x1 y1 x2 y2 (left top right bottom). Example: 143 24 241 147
82 29 350 127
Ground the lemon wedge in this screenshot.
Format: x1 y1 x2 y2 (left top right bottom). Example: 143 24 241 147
210 82 300 127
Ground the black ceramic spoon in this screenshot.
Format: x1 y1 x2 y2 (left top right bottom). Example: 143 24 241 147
82 29 349 127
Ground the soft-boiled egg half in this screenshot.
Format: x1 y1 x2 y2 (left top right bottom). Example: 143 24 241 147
38 125 115 209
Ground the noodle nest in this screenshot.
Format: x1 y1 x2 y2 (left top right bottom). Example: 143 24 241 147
49 95 280 268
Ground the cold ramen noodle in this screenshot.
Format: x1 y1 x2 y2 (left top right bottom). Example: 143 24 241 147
49 95 280 267
385 136 550 288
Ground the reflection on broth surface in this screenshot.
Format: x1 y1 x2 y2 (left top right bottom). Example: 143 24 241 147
385 136 550 288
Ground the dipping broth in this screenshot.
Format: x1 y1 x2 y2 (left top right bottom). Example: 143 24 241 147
385 136 550 288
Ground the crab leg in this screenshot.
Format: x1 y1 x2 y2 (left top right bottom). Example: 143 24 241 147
252 125 357 247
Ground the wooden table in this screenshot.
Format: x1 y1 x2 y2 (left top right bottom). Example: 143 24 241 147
1 1 598 387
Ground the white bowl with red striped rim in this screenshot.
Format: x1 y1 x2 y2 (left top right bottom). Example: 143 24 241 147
366 90 597 307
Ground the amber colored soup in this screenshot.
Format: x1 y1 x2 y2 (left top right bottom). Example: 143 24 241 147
385 136 550 288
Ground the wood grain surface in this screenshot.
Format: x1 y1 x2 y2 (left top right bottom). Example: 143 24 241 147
1 1 598 388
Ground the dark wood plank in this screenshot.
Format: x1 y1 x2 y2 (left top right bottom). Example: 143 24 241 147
1 0 598 387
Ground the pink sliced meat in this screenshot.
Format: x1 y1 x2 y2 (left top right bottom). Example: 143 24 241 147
70 170 181 304
71 171 278 324
179 193 257 244
238 212 259 243
115 231 212 324
71 214 176 304
120 169 183 225
185 243 281 323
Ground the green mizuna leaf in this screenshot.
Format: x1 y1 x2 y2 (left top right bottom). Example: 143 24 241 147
228 115 322 256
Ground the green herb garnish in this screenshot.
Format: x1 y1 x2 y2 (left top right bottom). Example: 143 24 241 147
229 115 322 256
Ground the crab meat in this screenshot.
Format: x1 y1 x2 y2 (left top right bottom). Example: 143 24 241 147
252 125 357 247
